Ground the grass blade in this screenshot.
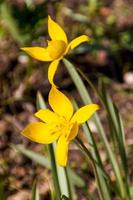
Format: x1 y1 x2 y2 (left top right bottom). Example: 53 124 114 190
63 58 127 199
11 144 85 189
11 144 50 168
99 80 131 198
32 181 40 200
0 179 6 200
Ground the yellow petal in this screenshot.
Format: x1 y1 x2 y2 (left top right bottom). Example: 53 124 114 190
35 109 59 123
68 35 90 50
67 122 79 141
71 104 99 124
21 122 60 144
21 47 53 61
48 40 67 59
49 86 73 120
56 135 69 166
48 60 60 86
48 16 68 43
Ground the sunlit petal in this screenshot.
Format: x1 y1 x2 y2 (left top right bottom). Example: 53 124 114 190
56 135 69 166
71 104 99 124
21 122 60 144
49 86 73 120
48 16 68 43
68 35 90 50
48 60 60 86
35 109 59 123
67 122 79 141
21 47 53 61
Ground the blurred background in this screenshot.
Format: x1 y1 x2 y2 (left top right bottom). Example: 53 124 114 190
0 0 133 199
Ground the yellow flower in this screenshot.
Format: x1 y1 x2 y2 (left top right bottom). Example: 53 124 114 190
21 16 89 86
22 86 99 166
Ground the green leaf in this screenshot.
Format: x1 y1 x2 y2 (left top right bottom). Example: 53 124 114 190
63 59 112 200
99 79 131 198
0 180 6 200
36 91 47 110
11 143 85 189
63 58 128 199
11 144 50 168
68 168 85 188
32 181 40 200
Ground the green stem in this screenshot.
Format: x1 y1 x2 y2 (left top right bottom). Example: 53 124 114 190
76 137 92 158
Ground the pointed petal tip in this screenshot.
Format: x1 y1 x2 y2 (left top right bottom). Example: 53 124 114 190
68 35 90 50
71 103 100 124
83 35 90 41
20 47 31 52
21 130 24 135
20 47 53 61
21 128 27 137
87 103 100 112
94 104 100 110
48 15 51 22
48 15 52 20
85 35 90 41
49 86 73 120
34 112 39 118
21 122 60 144
20 47 27 51
21 124 32 137
48 15 68 43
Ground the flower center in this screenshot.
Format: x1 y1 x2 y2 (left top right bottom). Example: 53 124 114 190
51 117 73 139
48 40 67 59
59 118 72 136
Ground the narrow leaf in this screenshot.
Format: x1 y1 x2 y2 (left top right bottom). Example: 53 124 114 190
11 144 50 168
32 181 40 200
